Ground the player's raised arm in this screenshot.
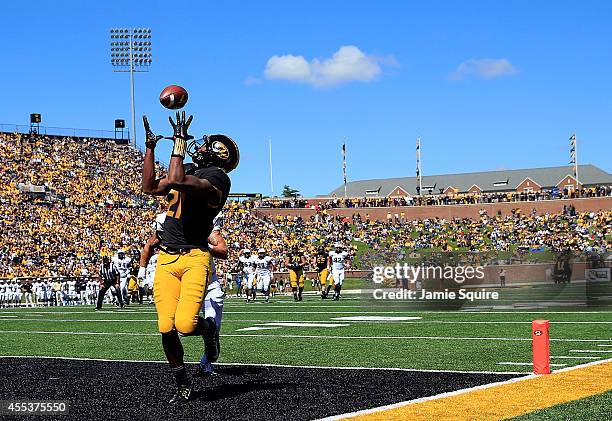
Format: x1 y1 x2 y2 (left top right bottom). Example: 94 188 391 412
142 115 171 196
164 111 226 206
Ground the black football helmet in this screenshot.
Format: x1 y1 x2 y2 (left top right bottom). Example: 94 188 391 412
187 134 240 173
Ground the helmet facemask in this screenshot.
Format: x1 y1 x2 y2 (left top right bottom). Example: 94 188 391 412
187 134 239 173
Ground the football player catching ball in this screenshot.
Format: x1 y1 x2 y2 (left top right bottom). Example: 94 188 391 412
141 112 239 404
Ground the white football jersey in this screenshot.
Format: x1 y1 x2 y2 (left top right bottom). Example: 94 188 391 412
153 213 166 233
329 251 348 271
240 255 256 274
212 212 223 233
253 256 274 276
146 253 158 279
113 255 132 277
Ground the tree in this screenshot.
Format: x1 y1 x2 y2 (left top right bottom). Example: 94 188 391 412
282 185 300 198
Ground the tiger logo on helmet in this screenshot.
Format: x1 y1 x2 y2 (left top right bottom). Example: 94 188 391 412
187 134 240 173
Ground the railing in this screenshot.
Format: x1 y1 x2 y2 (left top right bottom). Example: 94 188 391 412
0 124 129 141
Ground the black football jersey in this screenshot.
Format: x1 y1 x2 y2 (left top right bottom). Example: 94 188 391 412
287 251 304 270
315 252 328 270
160 166 231 249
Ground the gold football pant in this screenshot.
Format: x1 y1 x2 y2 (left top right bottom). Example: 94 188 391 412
318 268 330 286
289 269 305 288
153 249 212 334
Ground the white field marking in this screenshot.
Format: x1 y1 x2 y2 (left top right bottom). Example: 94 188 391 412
329 319 611 324
0 319 158 322
551 356 601 359
3 314 610 326
235 327 280 332
569 349 612 353
3 309 612 315
258 322 350 328
0 330 157 336
497 362 567 367
333 316 422 321
0 330 608 342
318 358 612 421
597 344 612 347
0 355 526 375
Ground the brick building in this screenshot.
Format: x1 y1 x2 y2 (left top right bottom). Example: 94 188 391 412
328 164 611 198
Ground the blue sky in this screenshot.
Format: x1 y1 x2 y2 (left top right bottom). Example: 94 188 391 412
1 1 611 196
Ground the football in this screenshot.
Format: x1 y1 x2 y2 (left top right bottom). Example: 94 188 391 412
159 85 188 109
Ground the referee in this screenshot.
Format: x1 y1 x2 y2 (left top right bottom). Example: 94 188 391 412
95 256 123 310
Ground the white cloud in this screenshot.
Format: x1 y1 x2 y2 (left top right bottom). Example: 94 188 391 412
264 46 390 88
449 58 518 80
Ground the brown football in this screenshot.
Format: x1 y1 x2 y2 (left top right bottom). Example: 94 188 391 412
159 85 188 110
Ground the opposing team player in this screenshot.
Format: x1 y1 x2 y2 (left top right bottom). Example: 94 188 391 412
141 112 238 404
285 245 306 301
112 249 132 305
239 249 256 302
0 280 6 307
253 248 274 303
328 243 350 301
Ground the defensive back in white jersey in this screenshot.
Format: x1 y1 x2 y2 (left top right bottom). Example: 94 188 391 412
329 250 348 271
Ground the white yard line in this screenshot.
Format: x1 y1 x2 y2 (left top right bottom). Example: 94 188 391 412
0 355 526 375
497 362 567 367
2 317 611 325
317 358 612 421
550 356 601 359
2 309 612 314
569 349 612 353
0 329 607 343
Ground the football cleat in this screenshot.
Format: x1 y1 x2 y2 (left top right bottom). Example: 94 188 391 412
203 317 219 363
195 356 216 377
169 384 192 405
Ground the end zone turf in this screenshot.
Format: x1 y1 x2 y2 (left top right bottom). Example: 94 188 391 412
0 357 521 421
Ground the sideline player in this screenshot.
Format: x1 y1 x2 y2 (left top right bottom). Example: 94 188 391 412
314 246 331 299
286 245 306 301
239 249 256 302
141 113 238 404
328 243 349 301
254 248 274 303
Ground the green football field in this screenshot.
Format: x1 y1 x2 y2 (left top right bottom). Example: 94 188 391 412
0 281 610 373
0 280 610 419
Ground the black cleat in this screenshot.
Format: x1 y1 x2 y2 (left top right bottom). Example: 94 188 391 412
169 384 192 405
203 317 219 363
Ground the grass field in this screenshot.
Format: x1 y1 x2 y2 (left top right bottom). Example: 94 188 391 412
0 280 610 419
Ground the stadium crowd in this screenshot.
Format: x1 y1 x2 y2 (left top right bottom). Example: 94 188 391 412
0 132 162 278
0 131 610 284
258 187 612 209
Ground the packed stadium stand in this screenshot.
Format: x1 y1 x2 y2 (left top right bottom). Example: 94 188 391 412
0 130 610 288
0 132 162 277
258 165 612 209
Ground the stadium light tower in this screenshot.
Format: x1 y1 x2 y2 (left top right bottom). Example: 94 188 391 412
110 28 152 146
